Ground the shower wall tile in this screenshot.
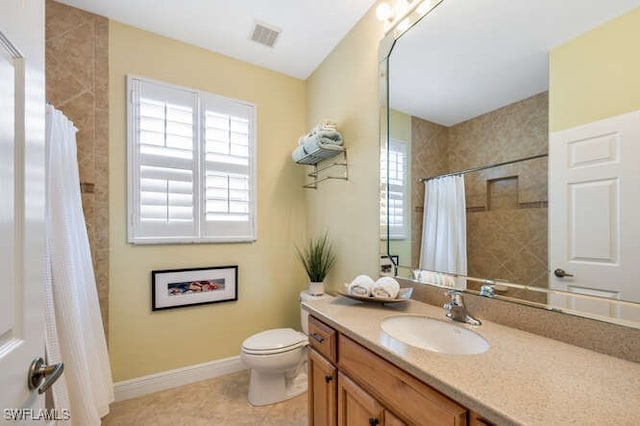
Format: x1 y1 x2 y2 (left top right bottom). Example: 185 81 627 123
46 0 110 338
411 93 548 295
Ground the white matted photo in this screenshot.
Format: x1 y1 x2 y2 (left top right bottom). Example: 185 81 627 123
152 265 238 311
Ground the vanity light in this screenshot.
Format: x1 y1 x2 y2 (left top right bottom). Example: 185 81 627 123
376 2 394 22
378 0 437 35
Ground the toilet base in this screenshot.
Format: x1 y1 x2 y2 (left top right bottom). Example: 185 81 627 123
247 369 307 406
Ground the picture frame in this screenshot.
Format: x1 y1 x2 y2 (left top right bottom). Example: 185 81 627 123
152 265 238 311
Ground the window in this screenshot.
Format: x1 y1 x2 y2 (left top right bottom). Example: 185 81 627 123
381 139 407 240
127 76 256 244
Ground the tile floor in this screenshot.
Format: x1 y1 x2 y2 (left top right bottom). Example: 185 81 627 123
102 371 307 425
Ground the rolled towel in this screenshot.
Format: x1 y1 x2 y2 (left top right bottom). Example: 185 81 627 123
310 120 337 134
300 130 343 150
348 275 374 297
298 121 338 145
372 277 400 299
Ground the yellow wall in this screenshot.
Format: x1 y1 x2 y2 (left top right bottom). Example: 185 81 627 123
549 7 640 131
109 22 307 381
305 6 386 288
388 109 412 265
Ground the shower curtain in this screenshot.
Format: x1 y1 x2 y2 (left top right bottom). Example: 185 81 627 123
419 175 467 277
45 105 113 425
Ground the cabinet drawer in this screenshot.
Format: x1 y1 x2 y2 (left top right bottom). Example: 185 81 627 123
308 316 337 363
338 335 467 426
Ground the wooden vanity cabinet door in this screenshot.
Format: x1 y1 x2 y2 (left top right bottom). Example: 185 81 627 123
339 335 467 426
309 348 337 426
337 372 384 426
384 410 407 426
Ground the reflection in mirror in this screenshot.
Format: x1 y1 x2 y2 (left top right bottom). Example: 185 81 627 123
382 0 640 326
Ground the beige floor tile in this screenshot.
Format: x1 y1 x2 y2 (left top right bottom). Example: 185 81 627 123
102 371 308 425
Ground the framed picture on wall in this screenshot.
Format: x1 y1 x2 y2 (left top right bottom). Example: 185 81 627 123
152 265 238 311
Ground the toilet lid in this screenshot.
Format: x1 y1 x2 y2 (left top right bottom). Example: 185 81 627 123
242 328 307 354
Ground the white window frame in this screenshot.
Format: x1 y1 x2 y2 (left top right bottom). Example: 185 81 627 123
127 75 257 244
381 138 408 240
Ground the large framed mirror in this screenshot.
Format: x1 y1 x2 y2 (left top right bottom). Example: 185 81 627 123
380 0 640 328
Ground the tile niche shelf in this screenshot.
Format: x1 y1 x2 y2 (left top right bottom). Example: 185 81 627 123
294 143 348 189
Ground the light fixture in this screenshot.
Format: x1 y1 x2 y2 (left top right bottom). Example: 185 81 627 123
376 2 394 22
377 0 435 35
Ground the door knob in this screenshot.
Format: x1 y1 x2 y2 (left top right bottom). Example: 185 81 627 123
28 357 64 394
554 268 574 278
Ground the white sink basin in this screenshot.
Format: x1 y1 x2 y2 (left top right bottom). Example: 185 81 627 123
380 315 489 355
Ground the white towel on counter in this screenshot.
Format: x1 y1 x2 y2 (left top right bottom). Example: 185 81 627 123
372 277 400 299
348 275 375 296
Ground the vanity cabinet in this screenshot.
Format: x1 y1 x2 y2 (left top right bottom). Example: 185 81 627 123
337 372 385 425
308 315 493 426
309 348 337 426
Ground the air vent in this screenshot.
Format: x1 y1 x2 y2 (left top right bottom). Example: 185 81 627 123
250 22 281 48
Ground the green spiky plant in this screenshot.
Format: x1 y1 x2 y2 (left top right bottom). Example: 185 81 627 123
296 233 336 282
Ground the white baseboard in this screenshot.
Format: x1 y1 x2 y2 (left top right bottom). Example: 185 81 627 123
113 355 246 402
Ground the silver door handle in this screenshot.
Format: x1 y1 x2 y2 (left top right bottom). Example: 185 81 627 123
28 357 64 394
554 268 574 278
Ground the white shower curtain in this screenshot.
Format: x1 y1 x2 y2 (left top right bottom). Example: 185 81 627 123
419 175 467 277
45 105 113 425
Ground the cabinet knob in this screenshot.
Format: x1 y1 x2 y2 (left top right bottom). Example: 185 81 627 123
324 375 333 383
369 418 379 426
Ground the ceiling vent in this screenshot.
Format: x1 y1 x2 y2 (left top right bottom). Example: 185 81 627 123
250 22 281 48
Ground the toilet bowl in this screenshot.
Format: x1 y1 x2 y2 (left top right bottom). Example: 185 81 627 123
240 290 332 406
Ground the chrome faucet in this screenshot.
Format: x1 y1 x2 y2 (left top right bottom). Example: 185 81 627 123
443 290 481 326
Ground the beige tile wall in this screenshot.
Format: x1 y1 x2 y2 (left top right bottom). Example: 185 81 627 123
411 93 548 300
45 0 109 336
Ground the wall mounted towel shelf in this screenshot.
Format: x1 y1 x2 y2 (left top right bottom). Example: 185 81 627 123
295 144 348 189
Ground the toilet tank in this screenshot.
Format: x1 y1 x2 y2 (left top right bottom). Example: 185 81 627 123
299 290 333 335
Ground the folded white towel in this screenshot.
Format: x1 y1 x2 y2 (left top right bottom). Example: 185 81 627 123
298 121 339 145
348 275 374 297
372 277 400 299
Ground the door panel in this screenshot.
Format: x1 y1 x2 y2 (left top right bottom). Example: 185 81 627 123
0 0 46 413
337 372 383 426
549 109 640 322
309 349 337 426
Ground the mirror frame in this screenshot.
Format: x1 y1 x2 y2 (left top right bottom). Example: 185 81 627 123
378 0 640 330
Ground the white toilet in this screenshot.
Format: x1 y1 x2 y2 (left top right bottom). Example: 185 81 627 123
240 290 332 406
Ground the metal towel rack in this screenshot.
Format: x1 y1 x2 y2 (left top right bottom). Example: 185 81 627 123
295 144 348 189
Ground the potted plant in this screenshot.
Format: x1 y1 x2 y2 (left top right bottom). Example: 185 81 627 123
296 233 336 295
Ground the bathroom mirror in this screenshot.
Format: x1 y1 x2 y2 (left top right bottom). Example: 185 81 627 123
380 0 640 327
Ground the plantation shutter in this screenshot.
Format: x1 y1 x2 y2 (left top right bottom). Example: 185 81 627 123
129 78 198 242
202 94 256 241
127 75 256 244
381 139 407 240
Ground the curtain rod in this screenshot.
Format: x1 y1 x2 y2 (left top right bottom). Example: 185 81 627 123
418 153 548 183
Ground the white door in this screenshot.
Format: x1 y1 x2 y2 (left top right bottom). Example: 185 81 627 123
549 110 640 322
0 0 47 416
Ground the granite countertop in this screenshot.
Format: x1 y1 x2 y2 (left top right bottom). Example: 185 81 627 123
302 296 640 425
